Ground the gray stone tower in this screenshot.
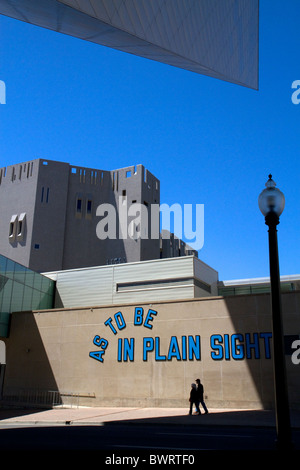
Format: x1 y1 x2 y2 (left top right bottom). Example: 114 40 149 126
0 159 160 272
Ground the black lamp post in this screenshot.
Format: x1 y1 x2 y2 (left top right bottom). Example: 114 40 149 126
258 174 292 449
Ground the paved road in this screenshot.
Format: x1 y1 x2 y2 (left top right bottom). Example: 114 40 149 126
1 406 299 458
0 421 299 452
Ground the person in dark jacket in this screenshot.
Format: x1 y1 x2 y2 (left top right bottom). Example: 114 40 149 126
195 378 208 414
189 383 201 415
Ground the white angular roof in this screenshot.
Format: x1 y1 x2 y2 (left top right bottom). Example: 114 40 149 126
0 0 259 89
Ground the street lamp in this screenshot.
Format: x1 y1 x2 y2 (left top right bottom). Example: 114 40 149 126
258 174 292 449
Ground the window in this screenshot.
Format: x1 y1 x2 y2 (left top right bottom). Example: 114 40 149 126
9 222 14 238
91 170 97 185
17 221 22 237
76 199 82 212
79 169 86 183
41 187 50 203
9 215 18 242
17 213 26 242
75 193 83 218
86 199 92 214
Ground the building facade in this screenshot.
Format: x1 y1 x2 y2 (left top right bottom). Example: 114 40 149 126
0 159 165 272
44 256 219 309
0 254 299 410
1 290 299 410
0 159 198 273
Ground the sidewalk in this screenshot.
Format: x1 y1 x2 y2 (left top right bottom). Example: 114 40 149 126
1 406 300 428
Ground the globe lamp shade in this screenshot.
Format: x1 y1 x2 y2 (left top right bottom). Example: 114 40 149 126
258 175 285 217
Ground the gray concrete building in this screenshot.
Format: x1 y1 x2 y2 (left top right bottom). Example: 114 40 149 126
0 159 163 272
0 158 197 273
160 230 197 259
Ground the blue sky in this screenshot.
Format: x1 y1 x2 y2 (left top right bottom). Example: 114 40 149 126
0 1 299 281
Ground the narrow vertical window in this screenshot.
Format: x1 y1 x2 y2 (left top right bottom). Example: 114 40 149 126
86 199 92 214
76 198 82 213
9 215 18 242
9 222 15 237
17 213 26 242
75 193 83 218
17 221 22 236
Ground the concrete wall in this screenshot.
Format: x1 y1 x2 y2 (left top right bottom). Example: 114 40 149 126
3 291 300 410
0 160 39 268
30 160 70 272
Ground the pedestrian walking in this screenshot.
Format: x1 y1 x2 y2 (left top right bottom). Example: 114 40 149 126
195 378 208 414
189 383 201 415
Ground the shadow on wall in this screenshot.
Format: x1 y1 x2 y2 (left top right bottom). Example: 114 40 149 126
2 311 59 406
221 291 300 410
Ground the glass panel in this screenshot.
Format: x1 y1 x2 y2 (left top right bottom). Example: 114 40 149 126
5 259 15 280
281 283 292 292
0 312 10 337
0 255 7 275
41 276 52 294
11 282 24 312
22 286 33 311
251 285 270 294
31 289 42 309
218 288 235 296
39 293 51 310
14 263 26 284
25 269 35 288
0 255 55 338
235 286 251 296
1 279 13 311
0 284 3 311
33 272 42 291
